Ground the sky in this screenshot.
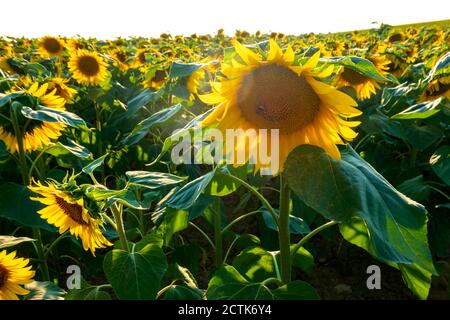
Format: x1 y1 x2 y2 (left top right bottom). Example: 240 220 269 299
1 0 449 39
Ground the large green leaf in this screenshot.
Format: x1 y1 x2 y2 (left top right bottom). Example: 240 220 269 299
103 243 168 300
169 62 204 78
46 139 92 160
206 265 273 300
166 171 215 209
82 154 108 174
121 103 183 146
156 208 189 245
65 286 111 300
397 175 430 202
284 145 436 281
233 247 277 282
272 281 320 300
430 145 450 185
259 207 310 235
391 98 444 120
21 106 89 130
0 183 55 231
126 171 185 190
126 89 160 116
340 216 433 300
204 165 247 197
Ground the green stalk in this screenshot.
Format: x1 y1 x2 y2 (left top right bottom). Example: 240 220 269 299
111 203 129 252
291 220 338 259
11 107 50 280
278 175 291 284
213 197 223 267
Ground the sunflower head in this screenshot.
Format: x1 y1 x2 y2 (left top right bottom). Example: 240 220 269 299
29 178 112 255
421 76 450 101
200 39 360 174
38 36 64 58
0 250 35 300
46 78 77 103
335 67 380 100
0 82 66 153
68 49 108 85
143 68 168 90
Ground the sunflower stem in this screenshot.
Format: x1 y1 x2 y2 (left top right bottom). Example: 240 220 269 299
33 228 51 281
278 175 291 284
111 203 128 252
213 197 223 267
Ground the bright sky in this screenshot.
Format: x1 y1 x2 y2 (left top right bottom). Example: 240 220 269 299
2 0 449 39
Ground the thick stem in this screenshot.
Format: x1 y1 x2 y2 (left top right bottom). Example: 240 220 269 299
111 203 129 252
214 197 223 267
278 175 291 284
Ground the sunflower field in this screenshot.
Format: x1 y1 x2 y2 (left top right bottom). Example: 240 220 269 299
0 21 449 301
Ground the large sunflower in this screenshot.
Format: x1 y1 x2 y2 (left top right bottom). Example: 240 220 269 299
29 180 112 255
0 250 35 300
200 40 360 174
68 49 108 85
38 36 64 58
0 83 66 153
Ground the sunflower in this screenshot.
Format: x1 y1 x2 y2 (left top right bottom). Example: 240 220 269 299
29 180 112 255
200 39 360 174
0 55 16 74
109 48 129 71
68 49 108 85
143 69 168 90
133 48 151 67
0 250 35 300
0 83 66 153
38 36 64 58
421 76 450 101
46 78 77 103
335 67 381 100
387 31 405 43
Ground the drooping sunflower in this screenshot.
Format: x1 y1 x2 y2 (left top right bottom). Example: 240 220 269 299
421 76 450 101
29 180 112 255
46 78 77 103
109 48 129 71
68 49 108 85
0 83 66 153
335 67 381 100
38 36 65 58
143 69 168 90
0 250 35 300
200 39 360 174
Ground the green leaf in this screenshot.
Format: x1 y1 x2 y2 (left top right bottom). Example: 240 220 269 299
156 208 189 245
65 286 111 300
290 246 315 274
166 171 215 209
430 146 450 185
397 175 430 202
204 165 247 197
126 171 185 190
82 154 108 174
126 89 160 116
24 281 66 300
21 106 89 130
206 265 273 300
164 285 203 300
46 139 92 160
391 98 444 119
284 145 435 277
121 103 183 146
0 92 24 107
103 244 168 300
272 281 320 300
0 236 35 249
326 56 397 83
404 125 442 151
233 247 277 282
340 216 433 299
169 62 204 78
0 183 55 231
0 140 8 158
260 207 310 235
